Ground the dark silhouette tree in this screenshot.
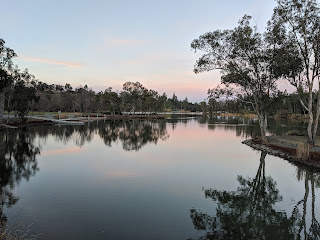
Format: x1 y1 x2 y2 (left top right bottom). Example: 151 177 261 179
0 130 40 234
189 152 296 239
191 16 279 143
0 39 16 124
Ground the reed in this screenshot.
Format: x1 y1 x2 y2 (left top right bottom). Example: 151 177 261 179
296 143 310 161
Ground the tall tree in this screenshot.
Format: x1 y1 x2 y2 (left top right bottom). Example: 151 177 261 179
122 82 145 113
268 0 320 147
0 39 16 124
103 87 120 114
11 69 39 121
191 16 278 143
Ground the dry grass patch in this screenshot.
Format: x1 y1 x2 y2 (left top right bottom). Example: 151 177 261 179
296 143 310 160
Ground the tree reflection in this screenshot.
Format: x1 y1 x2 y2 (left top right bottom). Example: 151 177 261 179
202 115 307 139
7 119 170 152
0 130 40 233
293 167 320 239
98 120 169 151
189 151 313 239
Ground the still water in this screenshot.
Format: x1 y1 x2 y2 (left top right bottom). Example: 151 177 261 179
0 116 319 239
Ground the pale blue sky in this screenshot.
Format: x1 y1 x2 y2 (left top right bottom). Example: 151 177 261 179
1 0 277 102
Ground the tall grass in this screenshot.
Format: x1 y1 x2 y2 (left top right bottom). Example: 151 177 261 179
296 143 310 161
0 222 42 240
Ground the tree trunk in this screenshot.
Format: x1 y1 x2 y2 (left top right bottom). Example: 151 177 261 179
312 78 320 146
6 93 11 123
307 87 315 147
258 113 268 143
302 174 309 238
0 92 4 124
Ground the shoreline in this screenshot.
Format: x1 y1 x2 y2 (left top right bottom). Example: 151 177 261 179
0 120 55 130
0 115 167 130
242 137 320 169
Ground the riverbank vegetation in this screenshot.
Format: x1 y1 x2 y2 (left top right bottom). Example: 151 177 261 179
1 0 320 158
0 38 208 123
192 0 320 150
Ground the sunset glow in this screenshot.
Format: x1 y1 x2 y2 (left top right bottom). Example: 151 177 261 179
1 0 276 102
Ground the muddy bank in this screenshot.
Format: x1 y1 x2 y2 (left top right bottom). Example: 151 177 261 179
0 115 166 130
0 120 55 130
242 137 320 168
84 114 166 120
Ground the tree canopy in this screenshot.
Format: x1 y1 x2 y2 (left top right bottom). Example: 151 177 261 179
191 15 278 142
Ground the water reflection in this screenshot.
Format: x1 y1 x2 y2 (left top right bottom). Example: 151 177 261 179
31 119 169 151
189 151 320 239
0 130 40 233
294 167 320 239
13 115 308 153
198 115 308 138
0 116 319 239
98 120 169 151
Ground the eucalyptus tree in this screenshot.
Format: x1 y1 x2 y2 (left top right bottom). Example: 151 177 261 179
158 93 168 112
0 39 16 124
169 93 179 111
268 0 320 146
11 69 39 121
191 16 278 143
200 101 207 114
143 89 159 113
103 87 120 114
122 81 146 113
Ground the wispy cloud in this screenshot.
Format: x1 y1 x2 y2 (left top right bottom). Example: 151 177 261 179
20 56 84 68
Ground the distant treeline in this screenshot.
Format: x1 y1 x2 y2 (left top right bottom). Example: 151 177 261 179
0 38 312 123
5 74 310 118
206 91 309 117
1 38 209 122
8 80 208 114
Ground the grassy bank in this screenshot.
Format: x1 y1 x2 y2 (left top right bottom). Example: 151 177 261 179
243 136 320 169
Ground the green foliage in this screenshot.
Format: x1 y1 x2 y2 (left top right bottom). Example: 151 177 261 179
0 39 16 91
11 80 38 122
268 0 320 146
192 15 281 141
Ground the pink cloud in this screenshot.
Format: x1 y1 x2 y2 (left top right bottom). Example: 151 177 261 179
20 56 84 68
89 71 218 102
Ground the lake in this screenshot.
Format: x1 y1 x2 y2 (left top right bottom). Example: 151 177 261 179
1 115 319 239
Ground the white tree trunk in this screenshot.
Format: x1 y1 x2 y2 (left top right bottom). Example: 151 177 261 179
257 113 268 143
307 89 314 147
312 78 320 146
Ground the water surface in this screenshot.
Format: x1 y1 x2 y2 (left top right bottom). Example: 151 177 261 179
0 116 319 239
